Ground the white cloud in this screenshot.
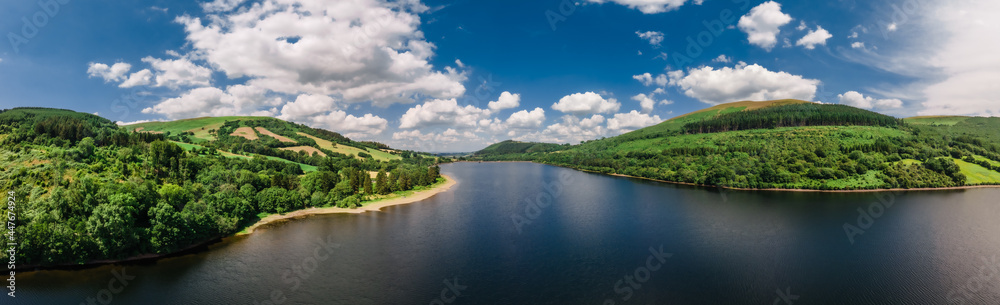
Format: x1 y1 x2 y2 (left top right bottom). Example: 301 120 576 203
399 99 491 129
635 31 664 47
141 56 213 89
887 23 898 32
551 92 621 115
837 91 903 110
632 73 668 87
392 129 478 145
712 55 732 63
173 0 464 106
277 94 337 121
738 1 793 51
119 69 153 88
666 62 820 105
631 94 656 114
851 42 866 49
487 91 521 111
586 0 703 14
201 0 247 12
311 111 388 138
87 62 131 82
141 85 282 119
848 32 859 39
607 111 663 131
518 115 607 144
505 108 546 128
916 0 1000 116
796 26 832 50
796 21 807 31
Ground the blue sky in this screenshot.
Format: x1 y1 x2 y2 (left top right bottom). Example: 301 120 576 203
1 0 998 152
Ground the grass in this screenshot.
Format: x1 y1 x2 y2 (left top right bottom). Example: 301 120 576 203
125 116 262 142
954 159 1000 184
296 132 400 161
973 155 1000 167
904 116 969 126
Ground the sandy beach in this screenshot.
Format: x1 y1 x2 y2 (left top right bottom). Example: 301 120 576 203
238 174 457 235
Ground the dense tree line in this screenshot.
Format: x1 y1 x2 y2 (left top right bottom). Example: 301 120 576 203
0 108 447 266
682 104 903 134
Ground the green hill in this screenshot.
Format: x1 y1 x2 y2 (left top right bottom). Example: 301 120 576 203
474 140 566 157
0 107 445 267
475 100 1000 190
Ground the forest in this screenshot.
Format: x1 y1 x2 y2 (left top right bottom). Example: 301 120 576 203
0 108 445 266
474 103 1000 190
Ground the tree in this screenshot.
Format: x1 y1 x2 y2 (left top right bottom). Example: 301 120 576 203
148 201 183 253
363 173 374 195
158 183 191 210
86 197 138 257
375 170 390 195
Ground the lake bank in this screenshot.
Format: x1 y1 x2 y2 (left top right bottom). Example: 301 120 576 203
237 174 457 235
523 162 1000 193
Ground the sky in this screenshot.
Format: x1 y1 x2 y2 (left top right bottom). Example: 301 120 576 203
1 0 998 152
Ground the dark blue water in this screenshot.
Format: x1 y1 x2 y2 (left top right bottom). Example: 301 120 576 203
15 162 1000 304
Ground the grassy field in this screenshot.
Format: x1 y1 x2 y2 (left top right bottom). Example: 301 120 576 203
125 116 261 142
904 116 969 126
296 132 400 161
954 159 1000 184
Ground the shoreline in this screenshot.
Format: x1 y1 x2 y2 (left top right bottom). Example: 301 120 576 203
20 175 456 272
237 174 456 235
520 161 1000 193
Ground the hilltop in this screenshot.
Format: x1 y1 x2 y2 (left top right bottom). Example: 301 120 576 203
0 107 447 267
474 100 1000 190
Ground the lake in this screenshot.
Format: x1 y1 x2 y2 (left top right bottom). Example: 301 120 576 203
16 162 1000 304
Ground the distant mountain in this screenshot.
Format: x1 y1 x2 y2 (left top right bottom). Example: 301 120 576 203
474 100 1000 190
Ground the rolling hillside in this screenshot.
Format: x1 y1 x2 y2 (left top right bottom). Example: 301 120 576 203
475 100 1000 190
0 107 445 267
123 116 403 163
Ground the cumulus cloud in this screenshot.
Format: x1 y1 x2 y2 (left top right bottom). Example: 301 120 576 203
311 111 388 138
399 99 492 129
87 62 132 82
119 69 153 88
586 0 703 14
635 31 664 47
141 56 213 89
173 0 465 105
488 91 521 111
505 108 546 128
738 1 793 51
517 115 607 144
713 55 732 63
631 94 656 114
796 26 832 50
607 111 663 131
838 91 903 110
665 62 820 105
277 94 337 121
851 42 865 49
141 85 282 119
551 92 621 115
632 73 668 87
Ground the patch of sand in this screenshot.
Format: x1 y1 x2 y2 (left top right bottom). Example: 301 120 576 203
238 175 456 235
